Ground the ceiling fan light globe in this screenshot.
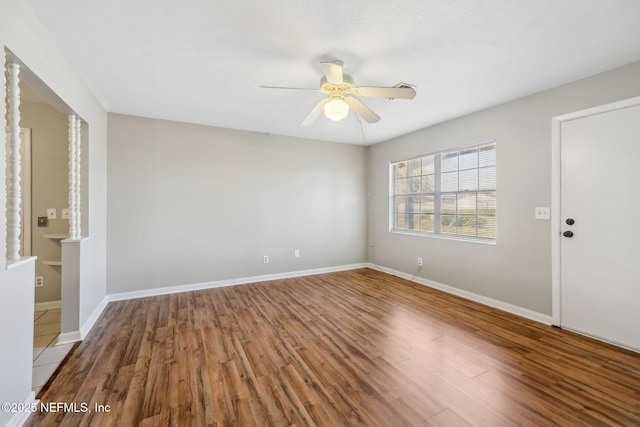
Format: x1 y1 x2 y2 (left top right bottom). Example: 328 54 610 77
324 98 349 121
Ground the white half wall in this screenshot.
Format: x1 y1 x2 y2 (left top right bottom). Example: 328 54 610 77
1 1 108 424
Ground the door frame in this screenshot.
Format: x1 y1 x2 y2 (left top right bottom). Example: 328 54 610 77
21 128 32 257
551 95 640 327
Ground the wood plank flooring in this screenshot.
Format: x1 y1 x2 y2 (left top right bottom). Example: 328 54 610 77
26 268 640 426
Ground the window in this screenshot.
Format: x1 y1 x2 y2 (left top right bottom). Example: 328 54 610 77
390 141 496 240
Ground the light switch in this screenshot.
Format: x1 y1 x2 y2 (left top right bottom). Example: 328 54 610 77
535 207 550 220
47 208 57 220
62 208 70 219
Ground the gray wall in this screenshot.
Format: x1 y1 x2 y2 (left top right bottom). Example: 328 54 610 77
107 114 368 294
368 61 640 316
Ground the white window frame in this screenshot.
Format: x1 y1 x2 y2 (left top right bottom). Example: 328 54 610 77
389 140 497 242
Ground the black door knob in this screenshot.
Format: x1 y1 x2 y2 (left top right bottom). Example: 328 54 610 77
563 230 574 238
566 218 575 225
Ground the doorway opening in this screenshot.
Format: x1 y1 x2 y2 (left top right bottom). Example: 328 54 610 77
4 52 89 394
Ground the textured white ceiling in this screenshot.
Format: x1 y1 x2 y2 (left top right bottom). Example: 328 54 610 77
26 0 640 145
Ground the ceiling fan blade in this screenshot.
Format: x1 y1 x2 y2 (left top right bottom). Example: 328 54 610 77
260 86 321 92
353 85 416 99
301 98 329 126
320 61 344 85
343 97 380 123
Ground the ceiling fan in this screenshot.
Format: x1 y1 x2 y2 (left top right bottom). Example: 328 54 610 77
261 60 416 125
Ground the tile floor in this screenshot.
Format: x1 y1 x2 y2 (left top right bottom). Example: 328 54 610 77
33 309 74 395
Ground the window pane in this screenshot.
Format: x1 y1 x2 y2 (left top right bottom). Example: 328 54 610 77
458 215 477 236
478 192 496 216
459 169 478 191
442 171 458 192
408 158 421 177
407 214 420 231
422 156 435 174
396 213 406 229
479 144 496 167
395 178 407 194
418 196 434 213
394 162 407 179
441 214 457 234
419 214 434 232
441 194 457 214
395 196 406 214
421 175 434 193
441 151 458 172
478 215 496 238
408 177 421 194
391 141 496 240
406 196 419 213
459 148 478 170
457 193 477 215
479 166 496 190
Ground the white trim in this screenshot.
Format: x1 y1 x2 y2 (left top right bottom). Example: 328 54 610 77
108 263 368 302
56 296 109 345
34 300 61 311
57 331 81 345
20 128 32 257
368 263 552 325
5 391 36 427
79 296 109 339
561 325 640 354
6 256 36 270
551 95 640 326
551 115 562 326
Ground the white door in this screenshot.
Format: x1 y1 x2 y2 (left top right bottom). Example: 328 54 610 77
559 102 640 352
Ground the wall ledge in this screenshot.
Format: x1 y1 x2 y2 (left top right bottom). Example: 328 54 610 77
6 256 37 270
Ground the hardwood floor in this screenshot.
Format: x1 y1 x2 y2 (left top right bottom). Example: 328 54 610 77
27 268 640 426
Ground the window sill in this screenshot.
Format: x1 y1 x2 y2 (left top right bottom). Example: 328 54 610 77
389 229 497 245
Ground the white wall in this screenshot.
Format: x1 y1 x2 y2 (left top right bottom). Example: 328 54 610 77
368 60 640 317
107 114 368 295
0 1 107 424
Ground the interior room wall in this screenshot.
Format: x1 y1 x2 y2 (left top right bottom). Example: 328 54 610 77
107 113 368 295
20 99 69 305
1 0 108 423
367 60 640 317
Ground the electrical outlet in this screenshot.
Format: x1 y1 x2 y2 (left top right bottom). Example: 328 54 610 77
263 255 269 264
417 257 423 267
62 208 70 219
35 276 44 287
47 208 57 220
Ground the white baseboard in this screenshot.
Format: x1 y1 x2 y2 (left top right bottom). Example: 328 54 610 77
56 296 109 345
5 391 36 427
80 296 109 339
367 263 552 325
57 331 81 345
108 263 368 302
34 300 61 311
